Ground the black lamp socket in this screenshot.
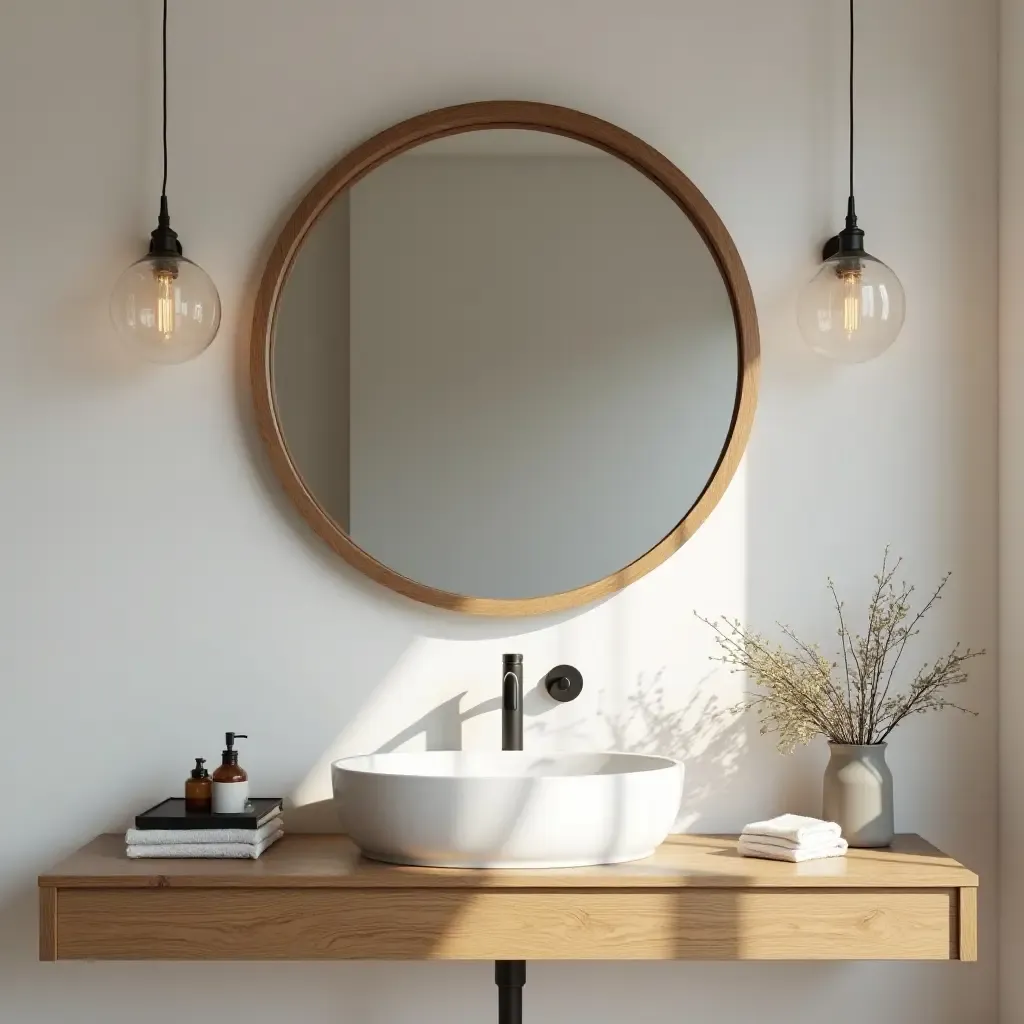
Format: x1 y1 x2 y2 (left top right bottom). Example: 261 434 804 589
148 196 184 260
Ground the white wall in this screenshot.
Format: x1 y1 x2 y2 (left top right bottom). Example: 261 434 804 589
0 1 998 1022
347 149 736 598
1001 0 1023 1019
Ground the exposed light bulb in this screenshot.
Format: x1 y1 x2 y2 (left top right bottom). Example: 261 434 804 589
798 251 904 363
110 251 221 364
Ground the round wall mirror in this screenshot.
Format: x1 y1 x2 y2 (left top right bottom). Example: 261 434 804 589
251 102 759 615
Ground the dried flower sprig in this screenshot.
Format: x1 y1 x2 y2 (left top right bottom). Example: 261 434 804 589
696 549 982 753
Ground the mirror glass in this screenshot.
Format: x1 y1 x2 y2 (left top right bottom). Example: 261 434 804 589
272 129 739 601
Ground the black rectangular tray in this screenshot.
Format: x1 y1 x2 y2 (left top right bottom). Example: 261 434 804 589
134 797 284 830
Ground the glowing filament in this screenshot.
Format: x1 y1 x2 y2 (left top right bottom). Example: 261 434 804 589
155 268 176 340
840 267 862 337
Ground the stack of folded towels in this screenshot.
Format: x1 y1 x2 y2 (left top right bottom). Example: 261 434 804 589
738 814 848 862
126 807 284 859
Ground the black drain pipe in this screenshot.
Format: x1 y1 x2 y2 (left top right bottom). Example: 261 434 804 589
495 959 525 1024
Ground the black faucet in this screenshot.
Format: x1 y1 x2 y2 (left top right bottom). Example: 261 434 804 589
501 654 585 752
496 653 584 1024
501 654 524 751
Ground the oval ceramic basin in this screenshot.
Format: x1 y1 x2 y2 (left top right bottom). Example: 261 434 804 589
331 751 684 869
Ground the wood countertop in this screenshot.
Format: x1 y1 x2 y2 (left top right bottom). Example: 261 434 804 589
39 833 978 962
40 832 977 889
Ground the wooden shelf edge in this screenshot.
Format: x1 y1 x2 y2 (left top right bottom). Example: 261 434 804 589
958 886 978 961
39 887 56 962
46 885 967 962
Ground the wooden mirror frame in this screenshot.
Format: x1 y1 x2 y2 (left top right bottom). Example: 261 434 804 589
251 101 760 617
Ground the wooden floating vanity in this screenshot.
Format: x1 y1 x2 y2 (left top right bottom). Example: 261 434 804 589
39 833 977 962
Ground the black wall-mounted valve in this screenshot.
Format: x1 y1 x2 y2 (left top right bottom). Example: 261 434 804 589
543 664 583 703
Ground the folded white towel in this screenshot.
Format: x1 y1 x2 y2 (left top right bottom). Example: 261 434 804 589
741 814 842 846
739 836 848 863
737 832 838 854
126 815 283 847
126 828 283 860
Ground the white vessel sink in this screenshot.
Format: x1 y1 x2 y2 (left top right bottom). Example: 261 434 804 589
331 751 683 869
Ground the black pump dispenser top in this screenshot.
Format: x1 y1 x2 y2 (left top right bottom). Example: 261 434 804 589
221 732 248 766
190 758 208 779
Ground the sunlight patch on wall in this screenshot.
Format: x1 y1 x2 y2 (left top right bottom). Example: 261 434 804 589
290 462 750 833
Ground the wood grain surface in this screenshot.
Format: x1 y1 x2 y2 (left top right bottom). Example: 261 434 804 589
39 833 978 890
38 886 56 962
40 834 978 962
959 885 978 961
55 887 959 961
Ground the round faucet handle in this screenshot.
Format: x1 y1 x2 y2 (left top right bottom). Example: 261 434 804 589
544 664 583 703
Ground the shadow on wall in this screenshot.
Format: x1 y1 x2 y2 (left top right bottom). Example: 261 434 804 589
530 670 749 831
286 669 749 835
597 671 747 829
284 691 522 831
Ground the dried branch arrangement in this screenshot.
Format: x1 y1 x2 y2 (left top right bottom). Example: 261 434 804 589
697 550 981 753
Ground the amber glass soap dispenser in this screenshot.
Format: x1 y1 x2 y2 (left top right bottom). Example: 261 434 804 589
184 758 211 812
212 732 249 814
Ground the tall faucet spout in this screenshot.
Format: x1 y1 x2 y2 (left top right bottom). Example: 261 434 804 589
501 653 523 751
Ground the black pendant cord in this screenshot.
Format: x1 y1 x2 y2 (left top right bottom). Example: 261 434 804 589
848 0 854 202
149 0 181 258
823 0 864 260
161 0 168 200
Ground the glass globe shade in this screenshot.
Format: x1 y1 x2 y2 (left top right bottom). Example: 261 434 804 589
110 254 221 364
797 253 905 363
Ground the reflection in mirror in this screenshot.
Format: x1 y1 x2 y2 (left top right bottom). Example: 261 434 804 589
272 129 739 601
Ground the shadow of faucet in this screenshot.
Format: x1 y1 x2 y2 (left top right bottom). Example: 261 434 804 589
375 693 470 753
376 678 561 753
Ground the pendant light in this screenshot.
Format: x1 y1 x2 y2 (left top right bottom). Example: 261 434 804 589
110 0 221 363
797 0 905 362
